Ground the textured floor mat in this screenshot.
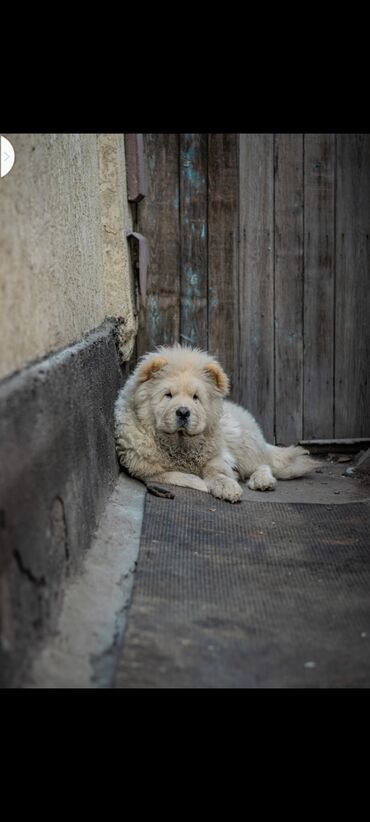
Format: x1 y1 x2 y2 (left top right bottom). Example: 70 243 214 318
114 490 370 688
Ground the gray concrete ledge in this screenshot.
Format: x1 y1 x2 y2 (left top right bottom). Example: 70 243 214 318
0 320 124 687
25 475 145 688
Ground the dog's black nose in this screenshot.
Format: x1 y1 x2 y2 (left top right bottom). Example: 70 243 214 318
176 406 191 420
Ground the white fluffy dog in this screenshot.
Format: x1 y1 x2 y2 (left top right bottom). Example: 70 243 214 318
114 345 317 502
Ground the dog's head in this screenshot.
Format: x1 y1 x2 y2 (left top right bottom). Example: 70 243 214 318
133 346 229 436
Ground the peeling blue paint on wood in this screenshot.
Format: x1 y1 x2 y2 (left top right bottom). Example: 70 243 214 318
183 265 202 298
147 295 160 344
181 140 204 188
180 297 208 348
182 164 203 188
180 134 208 350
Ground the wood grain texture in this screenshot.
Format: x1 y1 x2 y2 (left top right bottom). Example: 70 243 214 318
179 134 208 349
136 134 180 357
124 134 147 202
207 134 239 397
274 134 304 444
303 134 335 438
134 133 370 441
335 134 370 437
238 134 274 441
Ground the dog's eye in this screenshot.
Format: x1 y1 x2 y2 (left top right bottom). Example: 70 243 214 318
165 392 172 398
193 394 199 400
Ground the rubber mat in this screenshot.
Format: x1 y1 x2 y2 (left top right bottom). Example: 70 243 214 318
114 490 370 688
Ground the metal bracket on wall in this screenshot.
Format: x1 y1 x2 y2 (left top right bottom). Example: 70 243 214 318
124 134 147 203
127 232 148 310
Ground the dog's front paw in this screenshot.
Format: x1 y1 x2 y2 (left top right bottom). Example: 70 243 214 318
207 476 242 503
247 466 277 492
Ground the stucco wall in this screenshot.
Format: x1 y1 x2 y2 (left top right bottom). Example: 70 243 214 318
0 134 136 381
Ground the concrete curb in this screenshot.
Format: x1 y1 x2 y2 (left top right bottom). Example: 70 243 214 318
0 320 124 687
25 475 145 688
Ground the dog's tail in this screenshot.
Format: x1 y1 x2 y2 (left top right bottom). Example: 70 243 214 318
266 444 319 479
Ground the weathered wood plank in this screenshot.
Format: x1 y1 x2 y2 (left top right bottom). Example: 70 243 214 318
299 438 370 455
136 134 180 357
208 134 239 397
335 134 370 437
303 134 335 439
238 134 274 441
275 134 304 444
124 134 147 202
179 134 208 349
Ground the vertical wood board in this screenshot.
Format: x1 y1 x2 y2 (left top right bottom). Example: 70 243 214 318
137 134 180 357
208 133 239 396
303 134 335 439
275 134 304 444
335 134 370 437
179 134 208 350
239 133 274 440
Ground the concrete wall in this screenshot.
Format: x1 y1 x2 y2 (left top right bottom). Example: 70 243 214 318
0 320 124 687
0 134 137 381
0 134 139 686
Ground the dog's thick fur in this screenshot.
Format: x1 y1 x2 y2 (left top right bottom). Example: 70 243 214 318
114 345 317 502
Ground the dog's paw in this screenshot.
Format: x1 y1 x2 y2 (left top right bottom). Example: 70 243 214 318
146 483 175 499
248 466 277 492
207 476 242 503
294 445 310 456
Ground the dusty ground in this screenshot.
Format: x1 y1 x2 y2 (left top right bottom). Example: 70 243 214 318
242 455 370 505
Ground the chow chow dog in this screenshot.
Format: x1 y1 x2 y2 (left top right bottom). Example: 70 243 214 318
114 345 317 502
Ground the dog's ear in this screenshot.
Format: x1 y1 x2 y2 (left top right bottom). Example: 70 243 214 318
137 355 168 383
204 361 230 396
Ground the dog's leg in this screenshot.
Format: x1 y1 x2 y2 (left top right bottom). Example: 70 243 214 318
202 457 242 503
145 471 208 499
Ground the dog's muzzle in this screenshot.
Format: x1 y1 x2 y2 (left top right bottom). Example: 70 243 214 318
176 406 191 428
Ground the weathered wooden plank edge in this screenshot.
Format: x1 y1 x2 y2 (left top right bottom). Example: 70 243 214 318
299 438 370 454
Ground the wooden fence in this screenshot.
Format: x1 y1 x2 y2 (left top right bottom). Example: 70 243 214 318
135 134 370 444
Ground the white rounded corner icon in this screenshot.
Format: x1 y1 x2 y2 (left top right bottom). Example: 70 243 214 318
1 136 15 178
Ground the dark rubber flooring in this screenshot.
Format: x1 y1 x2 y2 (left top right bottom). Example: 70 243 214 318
114 489 370 688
